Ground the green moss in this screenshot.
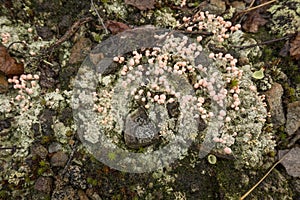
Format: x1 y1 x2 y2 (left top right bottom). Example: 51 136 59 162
41 136 52 144
108 152 116 161
39 160 48 167
87 177 98 186
0 190 8 199
283 83 297 103
229 79 239 88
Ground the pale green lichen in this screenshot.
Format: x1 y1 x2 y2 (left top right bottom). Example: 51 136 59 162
101 1 128 20
268 0 300 35
154 8 179 28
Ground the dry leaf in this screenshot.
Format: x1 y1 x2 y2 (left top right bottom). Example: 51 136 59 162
69 37 92 64
289 32 300 60
0 72 8 93
242 10 268 33
279 147 300 177
106 20 131 35
0 44 24 77
125 0 155 10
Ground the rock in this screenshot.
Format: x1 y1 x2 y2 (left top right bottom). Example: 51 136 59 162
48 142 62 153
264 83 285 128
34 176 53 194
231 1 246 12
36 26 54 40
198 0 226 15
51 151 68 167
124 108 159 149
278 147 300 177
31 144 48 159
78 189 89 200
285 101 300 135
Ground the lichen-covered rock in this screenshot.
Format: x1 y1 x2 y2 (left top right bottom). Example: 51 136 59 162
285 101 300 135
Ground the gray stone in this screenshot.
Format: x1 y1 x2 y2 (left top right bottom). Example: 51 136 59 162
264 83 285 128
279 147 300 177
285 101 300 135
124 108 159 149
198 0 226 15
48 142 62 153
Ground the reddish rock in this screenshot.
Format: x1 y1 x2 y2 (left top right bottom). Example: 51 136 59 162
264 83 285 128
34 176 53 194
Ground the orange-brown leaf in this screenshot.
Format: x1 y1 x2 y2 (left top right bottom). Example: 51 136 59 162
290 32 300 60
0 44 24 77
106 20 131 35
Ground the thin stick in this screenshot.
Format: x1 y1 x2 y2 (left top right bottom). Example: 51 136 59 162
240 0 277 13
248 0 255 8
231 35 293 50
240 151 290 200
91 0 109 34
48 17 92 51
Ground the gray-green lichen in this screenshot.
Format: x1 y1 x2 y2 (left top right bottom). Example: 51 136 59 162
154 8 179 28
268 0 300 35
101 1 128 20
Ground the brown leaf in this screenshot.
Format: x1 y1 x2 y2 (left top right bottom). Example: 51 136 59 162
0 72 8 93
69 37 92 64
105 20 131 35
125 0 155 10
0 44 24 77
289 32 300 60
242 10 268 33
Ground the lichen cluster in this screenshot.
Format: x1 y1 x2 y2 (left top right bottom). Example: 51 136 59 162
268 0 300 35
0 75 73 188
77 12 276 169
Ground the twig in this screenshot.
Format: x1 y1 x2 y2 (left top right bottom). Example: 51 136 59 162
91 0 109 34
60 140 78 176
231 35 293 50
240 150 290 200
0 146 22 154
248 0 255 8
48 16 93 51
240 0 277 13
